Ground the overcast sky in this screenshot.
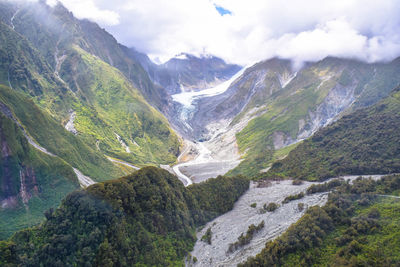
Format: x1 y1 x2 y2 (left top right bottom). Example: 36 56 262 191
46 0 400 66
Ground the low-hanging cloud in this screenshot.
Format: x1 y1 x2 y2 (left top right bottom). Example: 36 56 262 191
49 0 400 65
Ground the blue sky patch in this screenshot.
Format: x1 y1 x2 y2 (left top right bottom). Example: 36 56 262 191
214 4 232 16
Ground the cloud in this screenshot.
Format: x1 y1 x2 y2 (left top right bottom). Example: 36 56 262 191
52 0 119 26
53 0 400 65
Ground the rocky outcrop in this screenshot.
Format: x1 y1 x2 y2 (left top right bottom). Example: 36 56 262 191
135 52 241 95
0 122 38 209
297 80 358 140
18 166 39 205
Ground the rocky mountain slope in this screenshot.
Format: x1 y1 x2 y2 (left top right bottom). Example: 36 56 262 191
0 0 181 239
181 57 400 177
265 86 400 181
0 1 180 167
131 51 241 95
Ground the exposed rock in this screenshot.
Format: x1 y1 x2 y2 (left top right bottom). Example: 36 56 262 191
1 196 18 209
114 132 131 153
19 166 39 205
297 81 357 140
273 132 295 150
65 110 78 135
189 175 384 267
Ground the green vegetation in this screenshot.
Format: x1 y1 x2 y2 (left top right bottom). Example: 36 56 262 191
306 179 346 194
230 58 400 177
228 221 265 253
292 180 303 185
0 2 181 168
250 203 257 208
262 202 279 213
0 167 249 266
0 85 123 180
201 228 212 245
0 114 79 239
188 174 250 222
0 20 73 119
297 203 305 211
282 192 305 204
66 46 180 166
263 202 279 212
266 87 400 181
0 0 183 240
241 174 400 266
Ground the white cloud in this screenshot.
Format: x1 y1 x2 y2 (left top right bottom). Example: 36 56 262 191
54 0 120 26
53 0 400 65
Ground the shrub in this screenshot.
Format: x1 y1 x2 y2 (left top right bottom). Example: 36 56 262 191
283 192 305 204
292 180 303 185
298 203 305 211
228 221 265 253
265 203 279 212
201 228 212 245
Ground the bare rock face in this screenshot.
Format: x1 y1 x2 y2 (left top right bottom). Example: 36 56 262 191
0 133 39 209
0 114 39 209
297 81 358 140
19 166 39 205
273 132 295 150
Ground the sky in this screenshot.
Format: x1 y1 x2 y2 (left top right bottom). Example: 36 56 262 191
45 0 400 66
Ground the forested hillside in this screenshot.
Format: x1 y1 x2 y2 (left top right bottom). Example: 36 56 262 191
0 167 249 266
0 111 79 240
265 86 400 181
241 175 400 266
0 0 183 241
0 84 126 239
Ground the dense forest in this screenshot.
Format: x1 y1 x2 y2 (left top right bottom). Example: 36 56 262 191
264 87 400 181
0 167 249 266
241 174 400 266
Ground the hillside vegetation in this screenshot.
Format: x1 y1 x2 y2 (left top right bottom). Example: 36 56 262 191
0 85 123 180
241 175 400 266
265 87 400 181
0 1 180 167
228 58 400 177
0 113 79 240
0 167 249 266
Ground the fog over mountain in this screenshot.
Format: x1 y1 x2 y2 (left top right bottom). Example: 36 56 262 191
36 0 400 66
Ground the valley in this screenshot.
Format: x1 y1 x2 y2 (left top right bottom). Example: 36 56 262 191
170 67 248 184
1 1 400 266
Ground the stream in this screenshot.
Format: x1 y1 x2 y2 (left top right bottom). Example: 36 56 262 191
171 68 247 185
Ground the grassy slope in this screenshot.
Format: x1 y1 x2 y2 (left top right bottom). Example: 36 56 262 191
0 2 181 166
0 114 79 240
1 167 249 266
67 46 180 165
265 87 400 181
229 59 350 176
0 21 73 120
230 58 400 177
0 85 123 181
